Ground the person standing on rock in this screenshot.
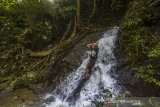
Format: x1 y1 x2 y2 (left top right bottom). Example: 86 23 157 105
83 42 102 79
86 42 98 58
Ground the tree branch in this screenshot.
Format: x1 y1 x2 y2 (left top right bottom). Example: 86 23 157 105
88 0 96 25
149 0 160 7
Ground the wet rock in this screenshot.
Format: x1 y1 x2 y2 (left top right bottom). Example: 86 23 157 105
0 86 14 97
63 31 105 70
0 88 39 107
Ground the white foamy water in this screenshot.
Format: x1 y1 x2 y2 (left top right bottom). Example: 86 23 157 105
44 27 127 107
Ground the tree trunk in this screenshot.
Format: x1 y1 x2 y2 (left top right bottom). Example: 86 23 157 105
76 0 80 29
88 0 96 25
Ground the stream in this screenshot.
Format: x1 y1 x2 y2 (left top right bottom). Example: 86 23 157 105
43 26 128 107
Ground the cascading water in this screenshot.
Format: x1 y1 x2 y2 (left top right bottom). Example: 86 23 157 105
43 26 128 107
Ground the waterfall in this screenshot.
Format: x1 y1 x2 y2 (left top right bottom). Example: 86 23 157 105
43 26 128 107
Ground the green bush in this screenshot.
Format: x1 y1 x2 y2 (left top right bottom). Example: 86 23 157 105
120 0 160 86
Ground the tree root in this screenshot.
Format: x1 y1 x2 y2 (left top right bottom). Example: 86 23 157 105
28 49 53 57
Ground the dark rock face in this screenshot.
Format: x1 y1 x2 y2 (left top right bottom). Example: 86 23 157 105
63 31 105 70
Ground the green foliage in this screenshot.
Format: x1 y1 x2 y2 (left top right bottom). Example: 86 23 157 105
0 0 17 12
148 45 160 58
63 6 76 12
120 0 160 63
0 0 77 90
120 0 160 86
53 0 76 14
133 65 160 86
120 27 153 63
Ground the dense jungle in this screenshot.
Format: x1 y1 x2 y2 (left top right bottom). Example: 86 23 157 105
0 0 160 107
